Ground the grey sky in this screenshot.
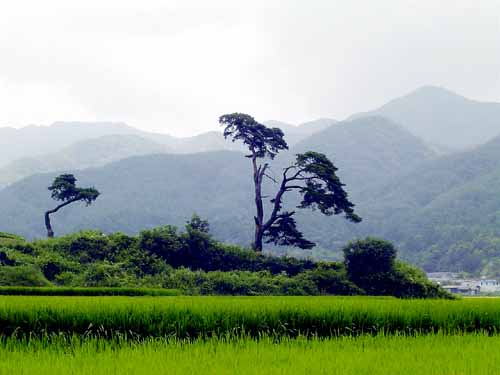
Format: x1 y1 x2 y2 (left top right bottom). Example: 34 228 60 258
1 0 499 136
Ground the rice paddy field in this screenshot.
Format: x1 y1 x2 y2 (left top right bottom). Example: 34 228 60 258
1 334 500 374
2 295 500 373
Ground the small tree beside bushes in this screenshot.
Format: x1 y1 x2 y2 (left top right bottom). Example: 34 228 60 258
343 238 451 298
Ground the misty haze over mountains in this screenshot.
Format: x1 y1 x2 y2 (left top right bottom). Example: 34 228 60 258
1 86 500 275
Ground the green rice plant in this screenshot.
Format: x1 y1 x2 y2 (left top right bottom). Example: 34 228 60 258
0 333 499 374
1 296 500 338
0 286 180 297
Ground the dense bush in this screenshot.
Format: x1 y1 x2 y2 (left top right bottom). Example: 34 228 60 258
162 268 359 296
389 262 451 298
0 265 51 287
343 238 451 298
138 220 317 276
296 266 363 296
0 250 15 266
0 232 25 247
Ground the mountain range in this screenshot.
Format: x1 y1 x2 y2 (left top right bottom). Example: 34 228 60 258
1 86 500 275
351 86 500 150
0 118 333 187
0 135 168 187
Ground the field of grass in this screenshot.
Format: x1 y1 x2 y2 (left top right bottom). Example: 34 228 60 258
0 334 499 374
3 296 500 373
2 296 500 338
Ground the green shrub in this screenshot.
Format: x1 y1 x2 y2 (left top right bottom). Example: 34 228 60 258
0 250 15 266
390 262 452 298
0 232 25 247
81 262 138 287
297 266 363 295
0 265 51 287
138 225 317 276
35 252 81 281
162 267 358 296
54 271 81 286
342 238 450 298
139 226 183 262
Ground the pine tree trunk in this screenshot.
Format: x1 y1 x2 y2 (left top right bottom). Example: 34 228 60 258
252 155 264 252
44 211 54 238
44 198 77 238
254 219 264 252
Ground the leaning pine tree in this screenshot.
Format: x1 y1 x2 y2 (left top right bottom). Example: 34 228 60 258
219 113 361 252
44 174 100 238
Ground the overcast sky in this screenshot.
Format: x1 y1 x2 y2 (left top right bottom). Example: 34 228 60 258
1 0 499 136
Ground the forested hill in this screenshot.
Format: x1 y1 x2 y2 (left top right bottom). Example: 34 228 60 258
290 116 435 189
351 86 500 150
362 134 500 274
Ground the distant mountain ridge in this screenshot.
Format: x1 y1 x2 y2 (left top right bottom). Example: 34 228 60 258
0 134 169 187
351 86 500 149
0 118 332 168
0 118 335 186
0 122 143 166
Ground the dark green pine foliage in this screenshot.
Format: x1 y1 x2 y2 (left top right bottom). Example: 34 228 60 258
48 174 100 205
295 152 361 221
220 113 288 159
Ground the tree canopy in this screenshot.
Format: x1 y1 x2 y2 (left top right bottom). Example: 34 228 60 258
48 174 99 205
219 113 288 159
